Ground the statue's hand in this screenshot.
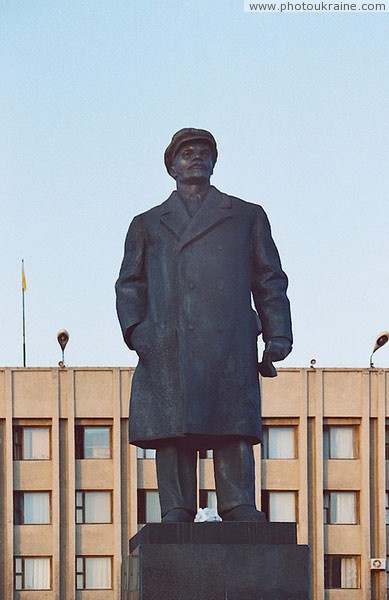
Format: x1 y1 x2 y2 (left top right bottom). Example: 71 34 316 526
258 337 292 378
127 321 154 358
264 337 292 362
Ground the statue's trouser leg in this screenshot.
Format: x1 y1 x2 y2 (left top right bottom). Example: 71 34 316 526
213 439 256 515
156 443 197 517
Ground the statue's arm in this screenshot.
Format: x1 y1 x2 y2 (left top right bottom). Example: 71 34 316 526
115 215 148 349
250 207 293 359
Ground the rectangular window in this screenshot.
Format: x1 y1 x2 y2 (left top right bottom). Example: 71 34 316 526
323 426 356 459
76 556 112 590
324 555 360 589
14 557 51 590
137 448 156 459
75 426 111 459
137 490 161 524
386 427 389 460
262 427 296 459
76 491 112 524
386 492 389 525
13 427 50 460
386 556 389 589
261 491 296 522
199 450 213 459
323 491 357 524
199 490 218 510
14 492 50 525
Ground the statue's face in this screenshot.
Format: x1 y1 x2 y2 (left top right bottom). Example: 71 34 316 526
170 142 214 185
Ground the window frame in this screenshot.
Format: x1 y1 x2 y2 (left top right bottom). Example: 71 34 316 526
14 556 52 591
199 450 214 459
13 425 51 461
261 425 297 460
137 448 156 459
385 425 389 460
75 424 112 459
76 490 112 524
324 554 360 589
76 556 113 590
323 491 358 525
137 489 161 525
14 491 51 525
199 489 218 510
323 424 359 460
386 555 389 590
261 490 297 523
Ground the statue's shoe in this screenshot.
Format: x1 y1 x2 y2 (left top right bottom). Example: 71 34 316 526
221 505 267 522
161 508 195 523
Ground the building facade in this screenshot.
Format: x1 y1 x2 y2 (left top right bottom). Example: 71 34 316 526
0 366 388 599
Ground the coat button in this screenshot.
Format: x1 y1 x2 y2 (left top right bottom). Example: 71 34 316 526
217 244 224 251
217 282 224 291
188 282 195 289
188 324 194 331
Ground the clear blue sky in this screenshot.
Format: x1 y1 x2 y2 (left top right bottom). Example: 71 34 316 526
1 1 388 369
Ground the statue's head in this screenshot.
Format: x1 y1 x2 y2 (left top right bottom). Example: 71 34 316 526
164 128 218 180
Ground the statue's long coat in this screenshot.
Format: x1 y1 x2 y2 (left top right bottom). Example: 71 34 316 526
116 186 292 448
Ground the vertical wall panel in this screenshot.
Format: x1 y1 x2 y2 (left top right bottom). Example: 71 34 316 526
298 370 309 545
113 368 122 600
0 418 5 599
361 370 371 598
51 369 60 600
66 370 76 600
313 369 325 600
5 370 14 598
59 417 68 599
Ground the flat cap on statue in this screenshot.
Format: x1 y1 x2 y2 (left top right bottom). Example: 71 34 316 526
164 128 218 176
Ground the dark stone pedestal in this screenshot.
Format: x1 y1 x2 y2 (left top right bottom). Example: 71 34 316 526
124 522 310 600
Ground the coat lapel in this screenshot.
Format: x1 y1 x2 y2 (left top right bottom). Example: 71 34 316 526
178 187 233 252
159 191 191 240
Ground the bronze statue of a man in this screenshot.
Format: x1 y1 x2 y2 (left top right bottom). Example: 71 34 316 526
116 128 292 522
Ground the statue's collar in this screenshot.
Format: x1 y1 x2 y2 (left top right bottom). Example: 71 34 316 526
160 186 233 250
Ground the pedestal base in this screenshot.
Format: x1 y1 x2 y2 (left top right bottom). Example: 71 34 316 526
124 523 310 600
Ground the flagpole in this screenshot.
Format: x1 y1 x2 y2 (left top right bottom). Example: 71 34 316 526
22 259 26 367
